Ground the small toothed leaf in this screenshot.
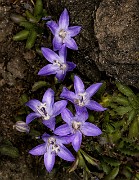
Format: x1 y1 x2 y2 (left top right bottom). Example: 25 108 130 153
32 81 47 91
116 82 135 97
13 30 29 41
104 167 119 180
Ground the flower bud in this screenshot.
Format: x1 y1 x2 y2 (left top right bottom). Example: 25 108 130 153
13 121 30 133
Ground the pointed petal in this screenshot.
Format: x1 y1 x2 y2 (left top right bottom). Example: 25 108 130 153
74 75 85 94
26 99 41 112
86 83 102 98
42 88 54 110
61 108 73 124
72 131 82 152
44 151 55 172
53 36 63 51
59 8 69 29
81 122 102 136
86 100 107 111
53 100 67 116
58 145 75 161
42 133 50 142
42 117 55 130
29 143 46 155
54 124 71 136
47 20 58 35
38 64 59 76
67 61 76 71
41 47 60 63
56 70 66 81
75 108 88 122
26 112 40 124
68 26 81 37
58 44 67 63
64 37 78 50
60 87 76 103
56 135 73 144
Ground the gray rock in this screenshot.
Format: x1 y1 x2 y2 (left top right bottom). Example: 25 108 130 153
94 0 139 88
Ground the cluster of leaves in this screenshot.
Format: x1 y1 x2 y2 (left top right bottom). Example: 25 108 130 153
11 0 49 49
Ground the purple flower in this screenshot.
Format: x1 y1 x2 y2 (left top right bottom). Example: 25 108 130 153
26 88 67 130
13 121 30 133
47 8 81 51
54 108 102 151
60 75 107 112
38 45 76 81
29 133 75 172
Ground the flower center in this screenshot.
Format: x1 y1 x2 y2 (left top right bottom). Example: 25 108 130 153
48 137 56 145
37 103 50 120
59 29 67 39
72 121 81 130
74 92 87 107
48 137 60 154
53 60 67 73
52 144 60 153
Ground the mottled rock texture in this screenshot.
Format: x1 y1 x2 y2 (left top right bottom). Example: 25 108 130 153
94 0 139 88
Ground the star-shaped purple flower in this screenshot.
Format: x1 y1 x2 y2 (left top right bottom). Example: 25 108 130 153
47 8 81 51
60 75 107 112
38 45 76 81
26 88 67 130
54 108 102 152
29 133 75 172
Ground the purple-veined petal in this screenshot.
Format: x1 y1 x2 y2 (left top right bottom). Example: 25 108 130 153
56 135 73 144
44 150 55 172
86 100 107 111
58 44 67 63
60 87 76 103
42 117 55 131
56 70 66 81
42 133 50 142
75 108 88 122
72 131 82 152
54 124 71 136
47 20 58 35
74 75 85 94
68 26 81 37
81 122 102 136
42 88 54 111
41 47 60 63
59 8 69 29
38 64 59 76
26 112 41 124
26 99 41 112
53 100 67 116
29 143 46 155
64 37 78 50
67 61 76 71
86 83 102 98
61 108 73 124
57 145 75 161
53 36 63 51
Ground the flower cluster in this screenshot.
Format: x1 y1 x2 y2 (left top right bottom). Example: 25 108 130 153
18 8 107 172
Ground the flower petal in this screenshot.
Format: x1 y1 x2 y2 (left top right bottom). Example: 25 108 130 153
29 143 46 155
86 83 102 98
59 8 69 29
68 26 81 37
81 122 102 136
41 47 60 63
67 61 76 71
64 37 78 50
74 75 85 94
54 124 71 136
53 36 63 51
26 99 41 112
26 112 41 124
56 70 66 81
57 145 75 161
42 88 54 111
61 108 73 124
56 135 73 144
58 44 67 63
60 87 76 103
86 100 107 111
47 20 58 35
42 133 50 142
75 108 88 122
53 100 67 116
42 117 55 130
72 131 82 152
44 151 55 172
38 64 59 76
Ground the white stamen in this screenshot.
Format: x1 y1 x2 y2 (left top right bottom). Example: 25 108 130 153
53 60 67 73
37 103 50 120
72 121 81 130
59 29 67 39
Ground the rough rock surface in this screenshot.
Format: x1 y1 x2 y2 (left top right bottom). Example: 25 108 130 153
94 0 139 88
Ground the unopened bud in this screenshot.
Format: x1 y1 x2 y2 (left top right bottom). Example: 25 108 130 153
13 121 30 133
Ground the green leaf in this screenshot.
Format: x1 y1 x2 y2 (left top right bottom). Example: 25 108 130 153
128 109 136 122
0 145 19 158
103 156 121 167
108 131 122 143
13 30 29 41
112 96 129 106
115 106 132 116
34 0 43 17
32 81 47 91
116 82 135 97
101 161 111 175
20 93 29 105
128 118 139 139
68 156 79 173
25 10 38 23
19 21 34 29
104 167 119 180
25 30 37 49
10 13 27 24
119 148 139 156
